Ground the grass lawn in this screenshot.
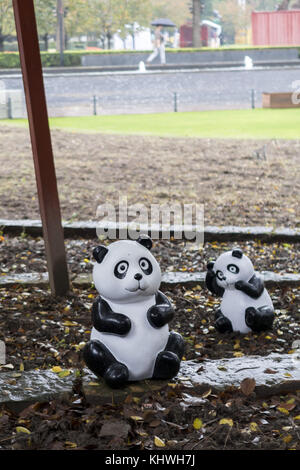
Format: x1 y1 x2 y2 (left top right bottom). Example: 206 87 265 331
1 108 300 139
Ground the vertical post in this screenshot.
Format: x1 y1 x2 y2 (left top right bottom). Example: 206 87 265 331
13 0 69 296
93 95 97 115
192 0 202 47
173 92 178 112
251 88 255 109
7 96 12 119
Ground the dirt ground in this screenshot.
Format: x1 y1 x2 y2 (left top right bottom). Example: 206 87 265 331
0 125 300 227
0 280 300 450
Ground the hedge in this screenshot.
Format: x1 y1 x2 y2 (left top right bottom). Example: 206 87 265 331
0 51 81 68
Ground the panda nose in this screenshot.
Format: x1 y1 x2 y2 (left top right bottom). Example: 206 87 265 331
134 273 142 281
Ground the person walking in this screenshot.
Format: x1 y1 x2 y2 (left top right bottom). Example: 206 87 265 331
146 25 166 65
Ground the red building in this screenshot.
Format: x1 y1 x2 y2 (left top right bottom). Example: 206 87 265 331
252 10 300 45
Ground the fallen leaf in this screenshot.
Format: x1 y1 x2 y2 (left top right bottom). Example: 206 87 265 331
16 426 31 434
264 368 277 374
193 418 203 430
154 436 165 447
100 420 130 438
219 418 233 427
240 377 256 396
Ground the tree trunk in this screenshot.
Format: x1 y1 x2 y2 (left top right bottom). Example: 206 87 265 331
192 0 202 47
0 28 5 52
43 33 49 51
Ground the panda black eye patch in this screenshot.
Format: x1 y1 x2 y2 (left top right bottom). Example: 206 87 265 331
139 257 153 275
227 264 239 274
114 260 129 279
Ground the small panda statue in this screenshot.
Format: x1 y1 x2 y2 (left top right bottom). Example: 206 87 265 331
83 235 185 388
205 248 274 334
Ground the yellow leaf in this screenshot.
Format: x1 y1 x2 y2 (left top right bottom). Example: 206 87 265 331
154 436 165 447
284 373 292 378
62 320 77 326
19 363 24 372
293 415 300 421
84 258 90 263
193 418 203 430
233 352 244 357
130 416 143 421
88 382 100 386
168 383 177 388
250 422 258 432
282 434 293 444
65 441 77 448
219 418 233 427
16 426 31 434
278 407 289 415
52 366 62 373
58 370 71 378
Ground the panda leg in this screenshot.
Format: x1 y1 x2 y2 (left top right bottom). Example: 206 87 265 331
152 332 185 380
215 309 233 333
83 340 129 389
245 306 275 333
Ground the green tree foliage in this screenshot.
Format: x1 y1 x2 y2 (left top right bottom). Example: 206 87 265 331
0 0 15 52
35 0 57 50
151 0 191 27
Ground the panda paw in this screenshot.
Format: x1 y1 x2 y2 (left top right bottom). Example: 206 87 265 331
245 306 274 332
215 315 233 333
104 363 129 388
152 351 180 380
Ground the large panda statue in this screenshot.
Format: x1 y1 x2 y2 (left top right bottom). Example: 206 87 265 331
83 235 185 388
205 248 274 334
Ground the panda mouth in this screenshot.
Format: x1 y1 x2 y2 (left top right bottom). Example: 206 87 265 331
125 286 146 292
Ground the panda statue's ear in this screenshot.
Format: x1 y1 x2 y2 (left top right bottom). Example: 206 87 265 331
93 245 108 263
232 248 243 259
137 234 152 250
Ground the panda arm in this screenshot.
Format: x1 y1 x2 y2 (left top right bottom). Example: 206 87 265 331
147 291 174 328
92 296 131 336
205 264 225 297
235 274 264 299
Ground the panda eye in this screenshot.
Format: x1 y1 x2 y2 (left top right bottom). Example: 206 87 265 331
139 257 153 275
216 270 224 281
114 260 129 279
227 264 239 274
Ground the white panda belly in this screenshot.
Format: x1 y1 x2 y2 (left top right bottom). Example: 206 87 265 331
90 295 169 381
221 287 273 334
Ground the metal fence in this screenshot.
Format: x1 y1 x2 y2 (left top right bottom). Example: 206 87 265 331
0 87 258 119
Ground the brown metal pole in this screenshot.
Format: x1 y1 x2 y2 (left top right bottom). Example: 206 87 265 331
12 0 69 296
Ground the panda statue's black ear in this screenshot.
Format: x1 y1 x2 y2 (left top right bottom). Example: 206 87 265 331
232 248 243 259
93 245 108 263
137 234 152 250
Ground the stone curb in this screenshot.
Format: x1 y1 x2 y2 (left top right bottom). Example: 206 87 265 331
0 353 299 411
1 270 300 289
1 219 300 243
0 59 299 77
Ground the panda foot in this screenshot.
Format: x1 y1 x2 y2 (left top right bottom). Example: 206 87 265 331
104 363 129 389
245 306 274 332
215 315 233 333
152 351 180 380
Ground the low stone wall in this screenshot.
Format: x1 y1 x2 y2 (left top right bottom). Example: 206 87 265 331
81 47 300 67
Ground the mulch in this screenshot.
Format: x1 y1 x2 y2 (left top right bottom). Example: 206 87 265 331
1 237 300 449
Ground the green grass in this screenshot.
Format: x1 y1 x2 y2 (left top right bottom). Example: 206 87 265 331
1 108 300 139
